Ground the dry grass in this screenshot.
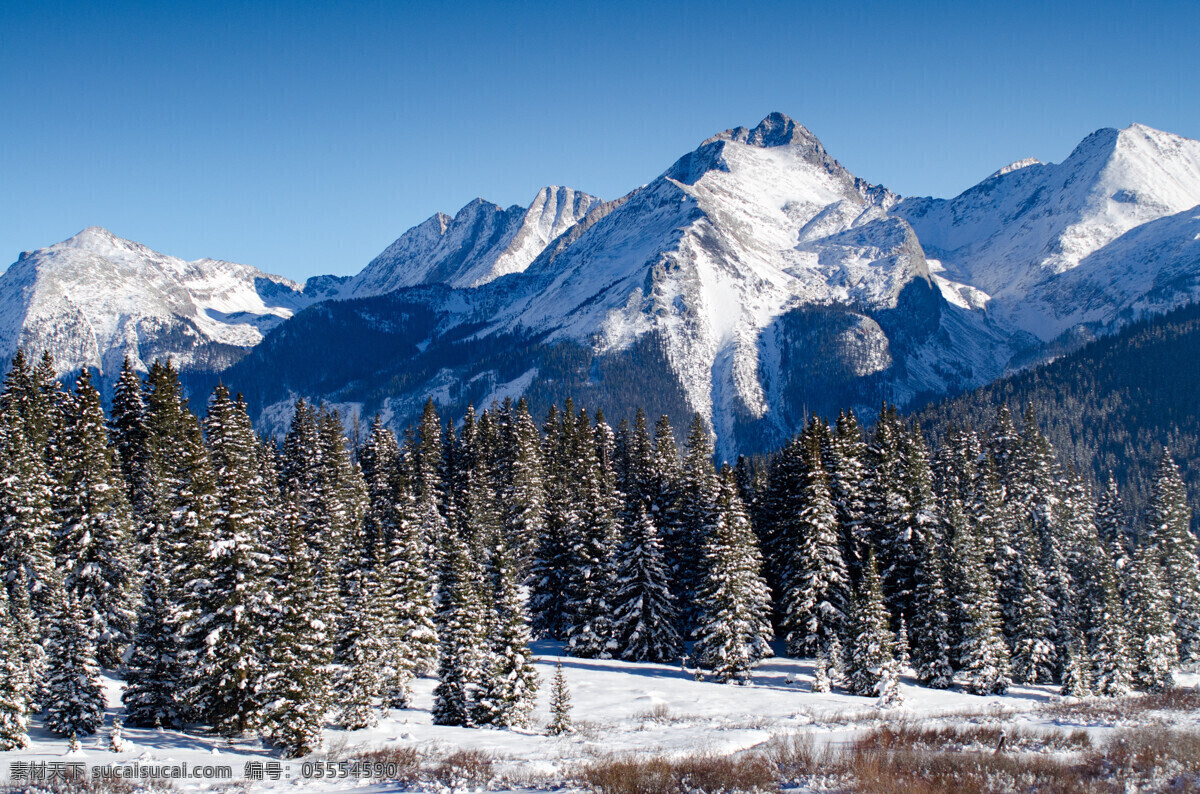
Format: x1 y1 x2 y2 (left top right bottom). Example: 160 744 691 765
577 752 778 793
1042 686 1200 725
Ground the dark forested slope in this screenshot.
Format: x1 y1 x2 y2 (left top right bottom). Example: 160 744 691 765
913 301 1200 521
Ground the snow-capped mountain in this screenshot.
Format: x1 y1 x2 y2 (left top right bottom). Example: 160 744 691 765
343 186 602 296
9 114 1200 455
894 123 1200 340
221 113 1013 455
0 227 320 382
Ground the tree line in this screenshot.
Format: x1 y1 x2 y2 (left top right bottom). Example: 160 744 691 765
0 350 1195 756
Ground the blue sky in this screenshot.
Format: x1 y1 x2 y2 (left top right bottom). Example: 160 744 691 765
2 0 1196 281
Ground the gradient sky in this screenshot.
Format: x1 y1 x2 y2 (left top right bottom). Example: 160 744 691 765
2 0 1197 281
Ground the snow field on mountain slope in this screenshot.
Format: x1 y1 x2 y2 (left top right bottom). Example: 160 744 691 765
4 644 1196 793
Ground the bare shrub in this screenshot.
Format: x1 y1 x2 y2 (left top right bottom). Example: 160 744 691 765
431 748 495 789
578 752 778 793
346 744 423 784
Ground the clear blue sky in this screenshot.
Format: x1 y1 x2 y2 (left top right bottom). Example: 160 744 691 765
2 0 1196 281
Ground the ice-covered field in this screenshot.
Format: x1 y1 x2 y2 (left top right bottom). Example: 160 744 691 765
3 642 1197 792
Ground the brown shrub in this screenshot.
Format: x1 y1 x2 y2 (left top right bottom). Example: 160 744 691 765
430 748 495 789
578 753 777 794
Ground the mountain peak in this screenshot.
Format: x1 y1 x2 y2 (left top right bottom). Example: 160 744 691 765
713 112 822 150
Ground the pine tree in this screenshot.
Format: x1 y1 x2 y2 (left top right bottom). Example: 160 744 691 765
693 467 773 683
953 513 1012 696
121 540 184 728
497 398 547 575
44 592 105 737
55 370 137 667
1059 631 1093 698
876 659 905 708
563 409 620 659
431 533 489 727
0 586 28 749
674 415 720 634
107 357 148 511
1146 449 1200 662
830 411 869 584
333 537 389 730
0 408 56 621
261 499 327 756
388 474 439 681
1095 474 1132 573
779 428 849 658
843 550 895 698
475 539 538 728
187 386 276 736
811 648 832 693
611 502 681 663
1085 548 1133 697
547 664 572 736
1128 543 1178 692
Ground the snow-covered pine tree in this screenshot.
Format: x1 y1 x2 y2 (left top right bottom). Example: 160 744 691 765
387 472 439 682
1127 542 1178 692
842 549 896 698
0 408 56 621
1059 631 1093 698
44 591 105 737
611 502 681 663
497 398 546 576
779 427 849 658
562 408 620 659
1095 474 1132 573
693 466 773 684
475 538 538 728
333 526 389 730
0 585 28 749
811 648 831 693
829 411 869 585
675 414 722 635
431 532 489 727
1012 407 1072 675
55 370 136 667
1008 520 1057 685
951 479 1012 695
530 405 571 640
1084 545 1132 697
188 385 276 736
863 405 913 627
1146 449 1200 663
1 350 58 469
107 357 148 512
896 425 954 688
121 540 184 728
547 663 572 735
261 496 327 756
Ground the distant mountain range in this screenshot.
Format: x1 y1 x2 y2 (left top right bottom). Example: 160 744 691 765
5 113 1200 455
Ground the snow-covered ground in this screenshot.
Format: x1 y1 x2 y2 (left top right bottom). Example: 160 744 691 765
3 643 1197 792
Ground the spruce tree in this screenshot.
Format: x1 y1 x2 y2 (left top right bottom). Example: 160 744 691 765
674 415 720 634
431 533 488 727
1095 474 1132 572
611 502 681 663
55 370 136 667
188 386 276 736
475 539 538 728
107 357 148 511
0 586 28 749
779 429 849 658
121 540 184 728
0 409 56 620
843 550 896 698
953 498 1012 696
693 467 773 683
1128 543 1178 692
44 591 105 737
547 664 572 735
1146 449 1200 662
261 499 327 756
1084 548 1133 697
